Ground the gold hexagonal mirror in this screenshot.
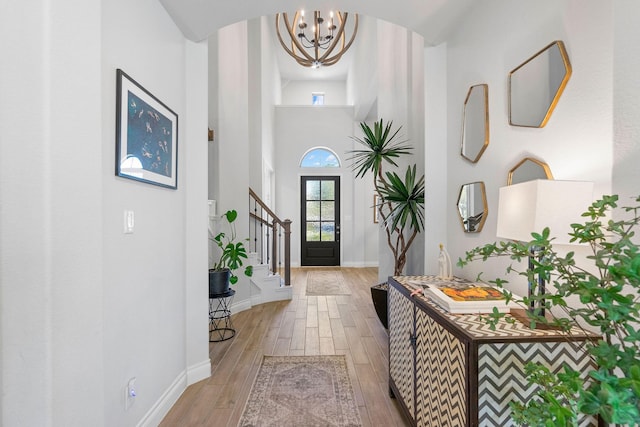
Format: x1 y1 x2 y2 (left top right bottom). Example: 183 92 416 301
461 84 489 163
509 40 572 128
507 157 554 185
456 181 488 233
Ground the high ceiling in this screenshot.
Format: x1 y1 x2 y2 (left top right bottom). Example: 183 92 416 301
159 0 474 81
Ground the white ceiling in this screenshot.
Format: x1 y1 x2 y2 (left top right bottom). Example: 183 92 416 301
159 0 474 82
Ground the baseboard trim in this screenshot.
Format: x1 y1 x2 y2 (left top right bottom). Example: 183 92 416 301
230 298 253 315
187 359 211 385
136 358 211 427
341 261 379 268
136 370 186 427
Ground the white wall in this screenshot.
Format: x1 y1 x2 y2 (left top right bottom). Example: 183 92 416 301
347 15 378 121
102 0 210 425
216 22 253 306
1 0 209 425
260 16 282 204
183 39 211 389
282 80 348 105
274 106 363 266
208 32 220 200
406 30 426 277
1 1 104 425
442 0 614 299
613 0 640 210
375 20 426 281
424 43 449 275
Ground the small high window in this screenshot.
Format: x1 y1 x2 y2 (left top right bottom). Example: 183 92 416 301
312 92 325 105
300 147 341 168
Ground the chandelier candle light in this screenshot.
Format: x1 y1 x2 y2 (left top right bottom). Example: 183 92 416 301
275 10 358 68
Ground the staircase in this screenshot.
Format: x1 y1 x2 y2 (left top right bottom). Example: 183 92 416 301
248 255 292 306
247 188 293 305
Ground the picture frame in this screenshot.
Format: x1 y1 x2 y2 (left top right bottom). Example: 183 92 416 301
116 69 178 189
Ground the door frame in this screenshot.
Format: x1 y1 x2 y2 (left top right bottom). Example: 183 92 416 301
299 174 342 266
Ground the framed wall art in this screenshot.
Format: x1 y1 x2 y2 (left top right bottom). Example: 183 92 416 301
116 69 178 189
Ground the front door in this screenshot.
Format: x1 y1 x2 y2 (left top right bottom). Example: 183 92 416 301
300 176 340 266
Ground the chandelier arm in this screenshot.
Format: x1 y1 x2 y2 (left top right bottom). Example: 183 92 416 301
314 11 322 65
282 12 316 63
275 14 302 61
276 13 316 65
318 14 358 65
317 12 348 63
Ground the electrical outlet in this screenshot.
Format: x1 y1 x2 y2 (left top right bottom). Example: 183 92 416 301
125 377 137 410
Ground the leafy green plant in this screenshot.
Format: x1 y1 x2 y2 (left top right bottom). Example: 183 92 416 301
210 209 253 285
458 195 640 425
349 119 425 275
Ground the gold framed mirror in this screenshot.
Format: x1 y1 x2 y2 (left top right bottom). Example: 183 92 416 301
509 40 572 128
456 181 488 233
461 84 489 163
507 157 554 185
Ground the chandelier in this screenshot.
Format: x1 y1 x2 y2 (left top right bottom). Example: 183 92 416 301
275 10 359 68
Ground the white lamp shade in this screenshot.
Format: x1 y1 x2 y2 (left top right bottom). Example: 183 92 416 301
497 179 593 244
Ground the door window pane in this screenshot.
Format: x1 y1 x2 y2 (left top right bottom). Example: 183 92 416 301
306 201 320 221
306 181 320 200
306 222 320 241
321 222 335 241
320 201 335 221
321 181 335 200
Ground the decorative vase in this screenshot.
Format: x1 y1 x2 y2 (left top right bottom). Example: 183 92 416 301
370 283 389 329
209 269 231 296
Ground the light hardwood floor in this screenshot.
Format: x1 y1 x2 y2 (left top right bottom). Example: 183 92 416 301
160 267 410 426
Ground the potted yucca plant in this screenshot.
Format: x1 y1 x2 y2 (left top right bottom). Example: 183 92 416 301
348 119 425 328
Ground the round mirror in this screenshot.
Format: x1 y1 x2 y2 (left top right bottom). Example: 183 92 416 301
509 40 572 128
461 84 489 163
456 182 488 233
507 157 554 185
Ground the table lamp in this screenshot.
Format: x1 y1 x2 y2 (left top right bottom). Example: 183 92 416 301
496 179 593 316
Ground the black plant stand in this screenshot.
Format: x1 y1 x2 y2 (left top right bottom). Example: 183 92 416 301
209 289 236 342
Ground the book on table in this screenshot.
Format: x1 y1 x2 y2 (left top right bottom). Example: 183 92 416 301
411 280 518 314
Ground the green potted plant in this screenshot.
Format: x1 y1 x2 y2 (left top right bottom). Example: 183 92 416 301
209 209 253 296
458 195 640 426
348 119 425 327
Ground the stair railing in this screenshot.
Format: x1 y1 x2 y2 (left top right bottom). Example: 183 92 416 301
248 188 291 286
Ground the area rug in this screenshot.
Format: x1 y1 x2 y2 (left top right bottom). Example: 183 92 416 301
238 355 362 427
305 270 351 296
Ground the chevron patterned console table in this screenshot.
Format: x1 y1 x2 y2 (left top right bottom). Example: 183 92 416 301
388 276 600 427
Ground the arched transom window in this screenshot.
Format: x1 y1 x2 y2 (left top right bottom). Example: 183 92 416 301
300 147 341 168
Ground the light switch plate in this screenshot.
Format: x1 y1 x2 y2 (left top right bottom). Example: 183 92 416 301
124 210 134 234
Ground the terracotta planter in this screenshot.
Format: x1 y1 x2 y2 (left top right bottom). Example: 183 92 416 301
209 269 231 296
370 283 389 329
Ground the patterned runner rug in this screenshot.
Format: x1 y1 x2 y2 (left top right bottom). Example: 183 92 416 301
238 355 362 427
305 270 351 296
